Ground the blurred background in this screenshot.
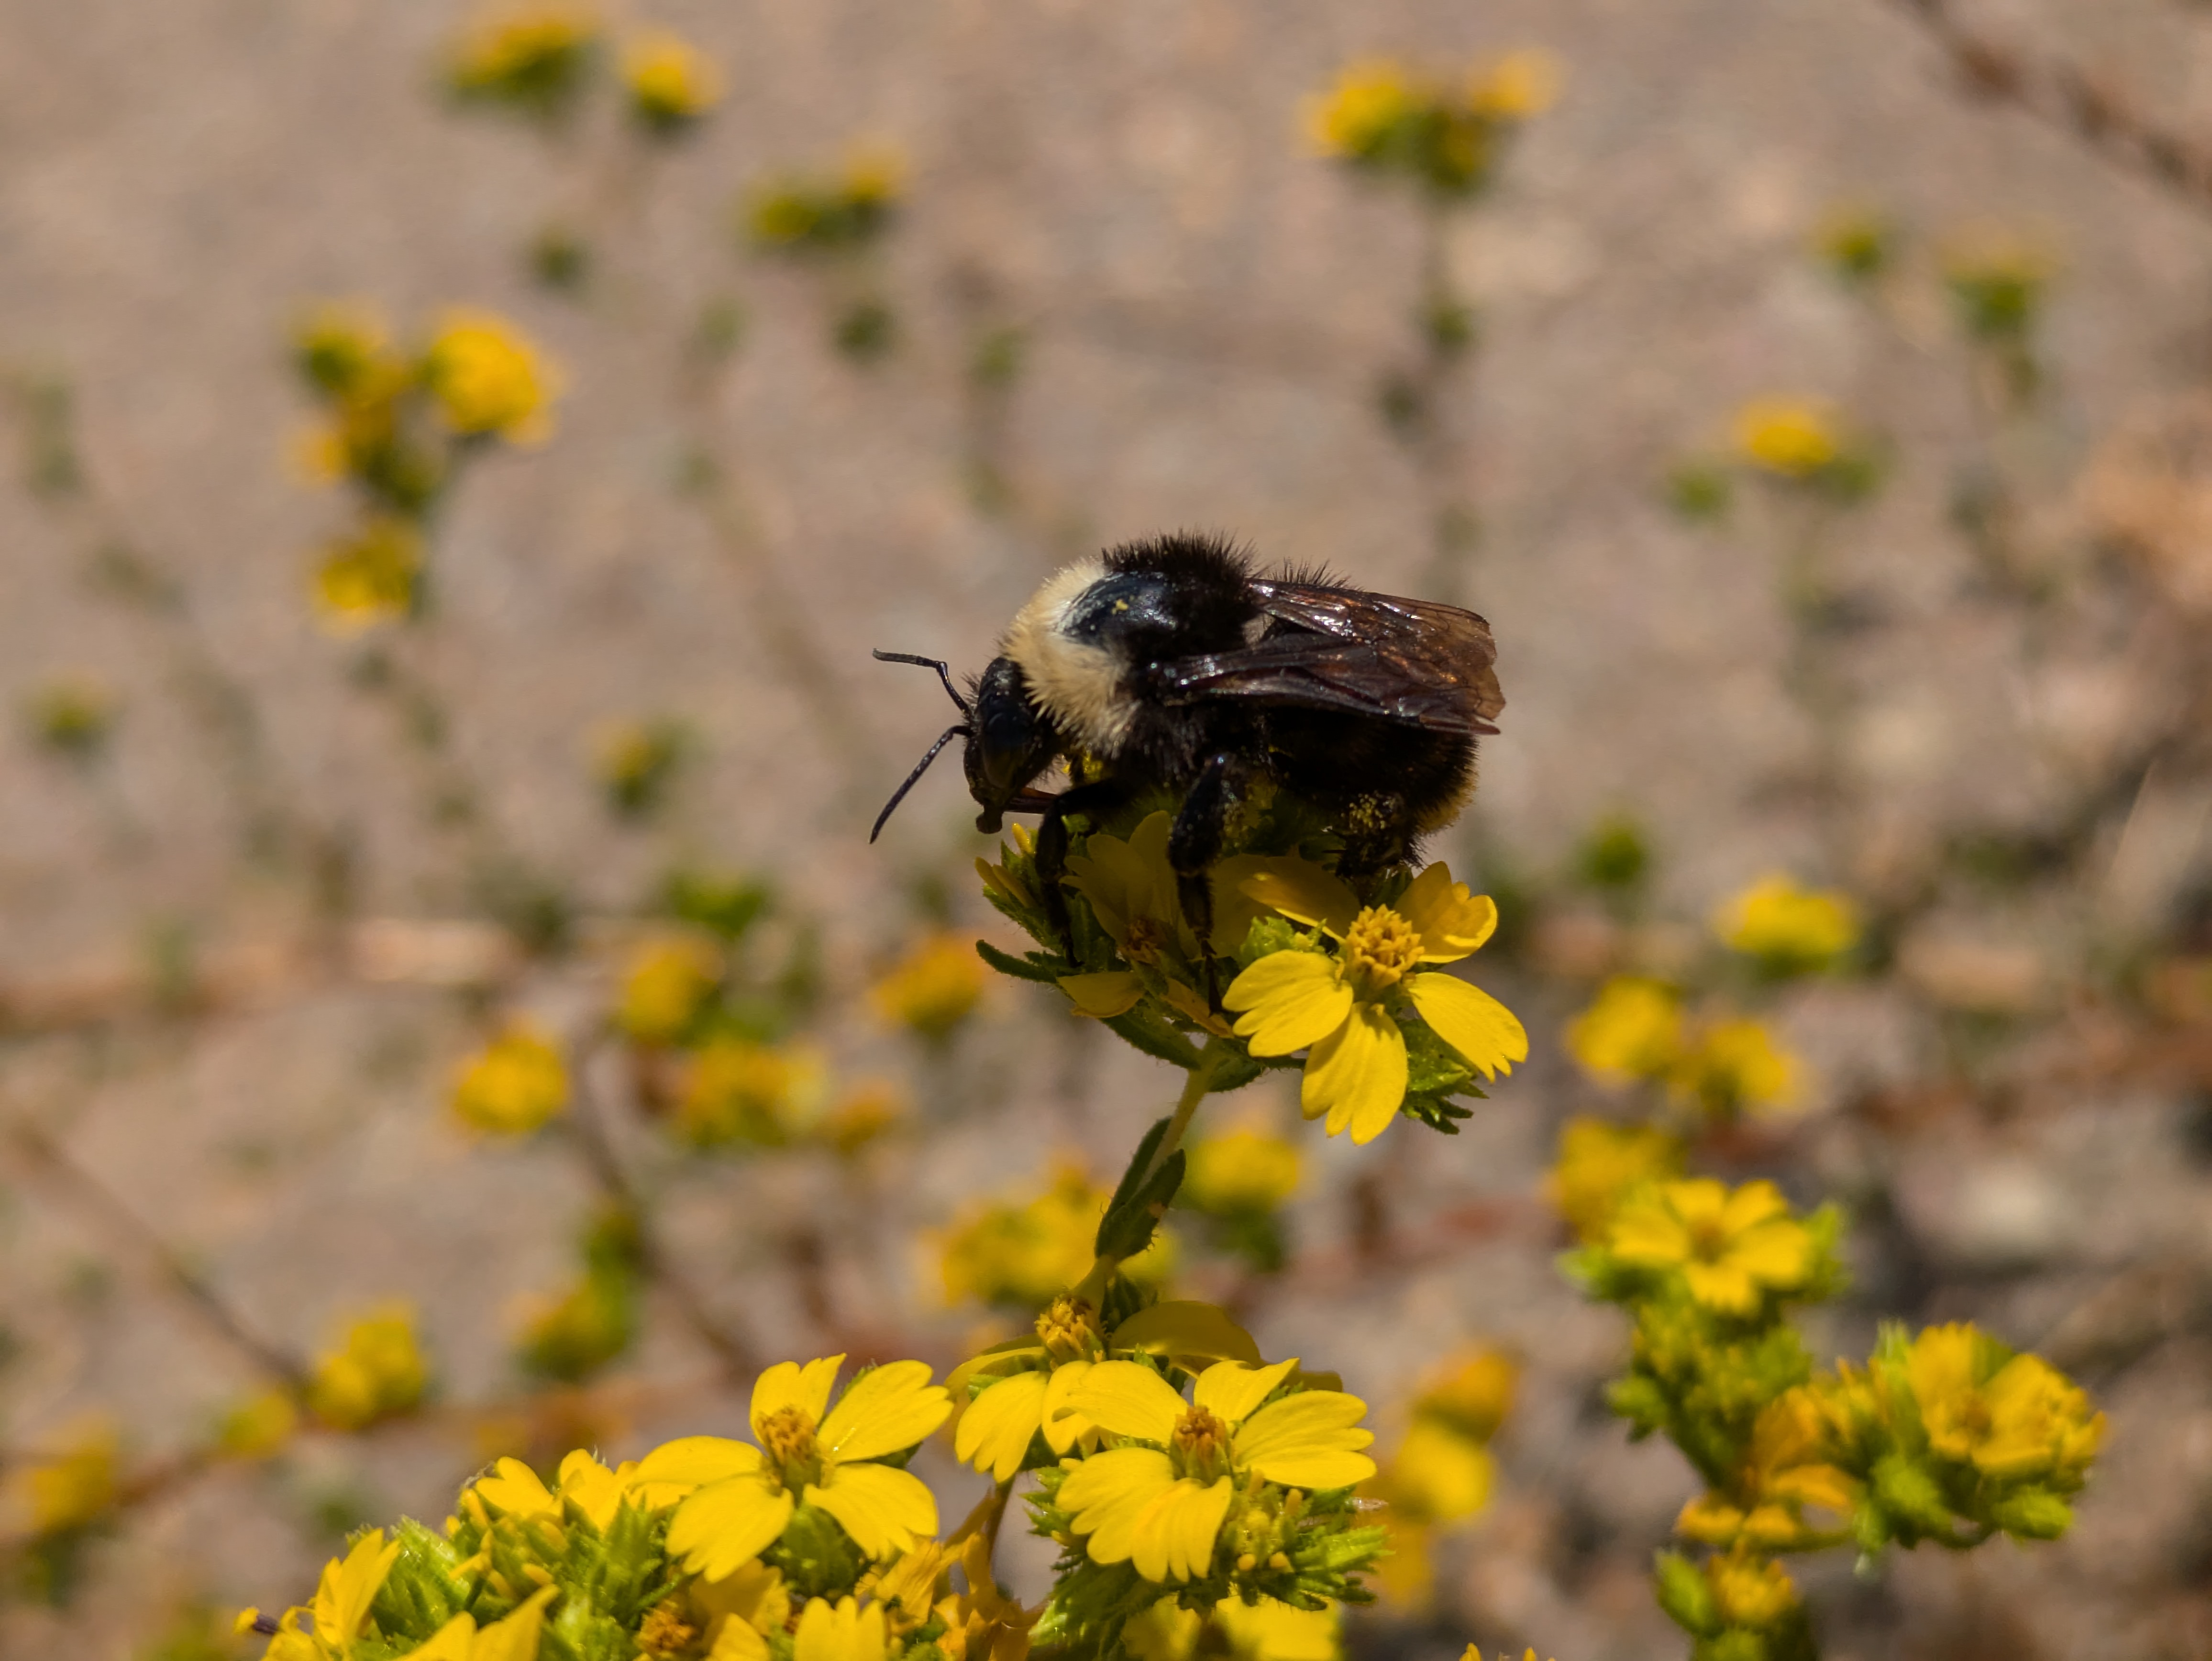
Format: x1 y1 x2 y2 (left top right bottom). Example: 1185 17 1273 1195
3 0 2212 1655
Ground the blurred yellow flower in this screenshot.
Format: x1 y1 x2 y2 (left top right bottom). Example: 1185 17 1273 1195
1677 1389 1855 1552
1608 1179 1814 1315
1411 1346 1518 1445
308 1302 430 1430
449 6 599 112
1564 976 1684 1086
1369 1417 1494 1527
633 1354 952 1578
1669 1017 1799 1120
1305 58 1420 157
294 301 395 402
313 515 422 631
615 935 722 1045
451 1021 570 1135
591 716 690 818
1546 1116 1685 1242
677 1037 826 1147
1468 49 1561 120
1942 231 2055 344
423 309 561 443
1227 862 1525 1144
937 1163 1172 1311
389 1587 555 1661
216 1388 300 1462
623 29 722 130
1813 202 1894 283
1125 1594 1339 1661
22 674 118 762
1181 1126 1301 1216
1713 873 1860 971
1706 1547 1800 1628
16 1416 119 1535
842 142 907 207
1906 1325 2104 1483
872 932 984 1043
1733 398 1841 478
820 1081 905 1156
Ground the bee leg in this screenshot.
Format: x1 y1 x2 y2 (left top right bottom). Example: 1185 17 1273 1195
1335 794 1414 896
1170 752 1246 1008
1036 779 1135 963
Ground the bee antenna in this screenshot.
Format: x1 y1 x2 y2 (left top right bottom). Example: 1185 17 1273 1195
870 723 972 843
872 650 970 716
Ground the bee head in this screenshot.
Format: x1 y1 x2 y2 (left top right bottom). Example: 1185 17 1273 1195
965 656 1057 833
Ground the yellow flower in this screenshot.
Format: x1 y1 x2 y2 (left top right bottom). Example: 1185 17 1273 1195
951 1299 1261 1483
1607 1179 1814 1315
308 1302 430 1430
397 1586 556 1661
1468 50 1561 120
216 1388 300 1461
471 1448 642 1532
1368 1417 1494 1527
449 6 598 110
929 1533 1039 1661
313 516 422 631
1545 1117 1685 1242
1225 862 1526 1144
1305 58 1420 156
842 143 908 208
1182 1126 1301 1216
624 30 722 130
311 1530 403 1653
592 717 689 817
1906 1325 2104 1482
423 309 561 443
1676 1389 1855 1550
936 1163 1173 1311
686 1557 791 1660
1125 1595 1338 1661
1564 977 1684 1086
677 1037 826 1147
1669 1018 1799 1120
1713 874 1860 970
17 1416 118 1535
1814 203 1894 282
1411 1346 1518 1445
615 936 722 1045
451 1022 569 1135
872 932 985 1043
634 1355 953 1578
1733 398 1841 478
821 1082 905 1156
1705 1548 1799 1628
1463 1650 1558 1661
294 301 394 402
1057 1359 1375 1582
23 674 117 761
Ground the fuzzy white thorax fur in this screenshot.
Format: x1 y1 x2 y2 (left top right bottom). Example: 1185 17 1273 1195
999 555 1132 754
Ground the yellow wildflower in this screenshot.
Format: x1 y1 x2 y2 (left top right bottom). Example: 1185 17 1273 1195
1305 59 1420 156
1125 1594 1338 1661
294 301 394 402
624 30 722 130
451 1021 569 1135
842 142 907 207
1676 1389 1855 1550
633 1355 952 1578
1182 1126 1301 1216
308 1302 430 1430
1607 1179 1814 1315
1564 977 1684 1086
929 1533 1039 1661
1713 873 1860 970
23 674 117 761
821 1082 905 1155
615 936 722 1045
216 1388 300 1461
1369 1417 1494 1527
1545 1117 1685 1242
470 1448 641 1532
423 309 561 443
1468 50 1561 120
1058 1359 1376 1582
1814 203 1894 283
397 1586 556 1661
1906 1325 2104 1482
1669 1018 1799 1120
17 1416 118 1535
872 932 985 1043
313 515 422 631
1942 231 2054 343
936 1163 1173 1311
1706 1547 1800 1628
1412 1346 1518 1445
677 1037 825 1147
449 6 598 110
686 1557 791 1659
307 1530 403 1653
592 717 688 817
1733 398 1841 478
1463 1650 1559 1661
1225 862 1526 1144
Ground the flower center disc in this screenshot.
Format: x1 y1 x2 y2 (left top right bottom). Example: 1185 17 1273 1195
757 1404 823 1481
1343 906 1424 994
1170 1405 1231 1478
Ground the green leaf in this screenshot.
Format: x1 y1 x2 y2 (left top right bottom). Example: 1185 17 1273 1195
1989 1487 2072 1540
1654 1550 1718 1637
973 939 1063 983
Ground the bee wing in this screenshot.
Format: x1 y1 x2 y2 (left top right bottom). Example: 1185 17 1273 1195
1161 582 1503 733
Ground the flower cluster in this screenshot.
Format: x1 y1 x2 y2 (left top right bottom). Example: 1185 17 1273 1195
1176 1121 1302 1273
871 932 987 1046
1361 1347 1518 1605
938 1164 1174 1313
307 1303 433 1432
1566 978 1800 1124
747 146 907 255
1305 53 1559 199
290 302 561 628
447 6 722 137
1560 1152 2102 1661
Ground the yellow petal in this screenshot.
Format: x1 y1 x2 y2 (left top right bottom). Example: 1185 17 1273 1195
1191 1358 1298 1426
1718 1180 1789 1235
752 1356 843 1435
1059 971 1145 1019
1240 866 1360 938
1041 1360 1096 1454
1130 1476 1233 1583
405 1614 478 1661
1111 1302 1262 1369
1396 864 1497 960
669 1475 795 1580
793 1596 889 1661
1302 1002 1406 1143
1233 1391 1375 1490
471 1457 557 1519
708 1619 771 1661
954 1370 1050 1482
1682 1260 1758 1314
1729 1220 1813 1291
1065 1360 1187 1443
820 1360 951 1461
630 1437 763 1506
1060 1446 1178 1565
1405 973 1527 1080
470 1587 557 1661
1225 953 1352 1056
319 1531 400 1646
807 1463 937 1559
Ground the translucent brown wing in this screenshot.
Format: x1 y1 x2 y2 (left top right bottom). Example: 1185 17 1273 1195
1160 581 1504 733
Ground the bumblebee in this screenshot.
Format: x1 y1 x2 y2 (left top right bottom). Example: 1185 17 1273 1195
872 531 1503 957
